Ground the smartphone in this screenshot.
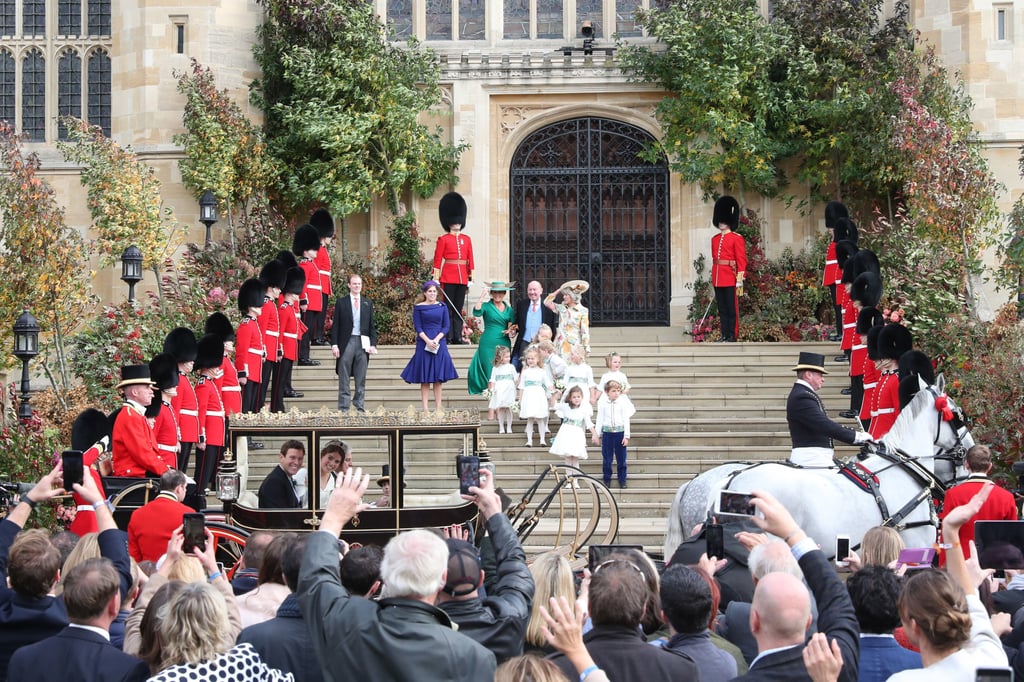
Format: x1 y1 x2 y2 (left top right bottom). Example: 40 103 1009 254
62 449 84 488
716 490 757 518
897 547 936 568
974 521 1024 569
976 667 1014 682
835 535 851 567
182 513 206 554
456 455 480 495
587 544 644 572
706 523 725 560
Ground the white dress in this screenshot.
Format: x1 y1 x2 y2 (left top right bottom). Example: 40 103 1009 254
518 366 551 419
596 370 631 399
488 364 518 409
563 362 596 415
549 403 593 459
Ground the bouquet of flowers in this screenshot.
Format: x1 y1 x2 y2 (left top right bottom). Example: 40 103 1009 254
481 388 493 400
554 379 566 393
511 400 521 413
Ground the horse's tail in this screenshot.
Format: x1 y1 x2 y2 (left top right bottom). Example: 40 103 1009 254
663 481 691 558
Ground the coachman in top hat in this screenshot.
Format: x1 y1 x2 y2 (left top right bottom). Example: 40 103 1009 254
433 192 474 345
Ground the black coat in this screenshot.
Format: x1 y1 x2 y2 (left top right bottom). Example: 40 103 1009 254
513 298 557 357
258 465 301 509
549 623 699 681
7 627 149 682
238 593 324 682
786 382 857 449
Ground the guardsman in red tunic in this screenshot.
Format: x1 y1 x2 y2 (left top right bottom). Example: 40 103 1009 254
853 307 884 428
311 208 335 345
860 324 884 432
869 323 913 440
433 192 474 345
112 364 174 478
194 333 226 495
148 352 180 472
205 312 241 416
164 327 198 473
257 259 285 412
294 223 322 366
277 266 306 409
823 201 849 342
235 277 267 416
833 239 858 364
709 195 747 343
68 408 111 537
842 271 882 420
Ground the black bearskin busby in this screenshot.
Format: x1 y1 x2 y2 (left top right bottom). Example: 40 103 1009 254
292 224 321 256
712 195 740 231
149 352 180 391
851 272 882 308
238 278 265 313
834 217 859 245
284 267 306 296
311 208 335 239
194 333 225 371
825 201 849 230
163 327 197 363
866 324 885 361
276 250 299 270
898 350 935 387
439 192 468 233
856 307 884 335
877 323 914 361
71 408 111 451
836 240 859 272
204 312 235 343
259 259 287 291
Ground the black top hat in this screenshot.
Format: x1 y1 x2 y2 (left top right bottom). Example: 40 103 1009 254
292 224 321 256
825 201 849 230
284 267 306 296
71 408 111 451
377 464 391 487
712 195 740 231
877 323 914 361
163 327 198 363
310 208 335 239
238 278 266 313
856 307 884 335
276 250 299 270
204 312 235 343
439 192 468 233
442 538 482 597
116 364 156 390
194 333 225 371
791 351 829 374
149 352 180 391
259 259 287 290
851 272 883 308
898 349 935 386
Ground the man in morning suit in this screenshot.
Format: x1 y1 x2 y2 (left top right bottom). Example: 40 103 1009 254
734 490 860 682
7 558 149 682
786 351 869 468
127 469 194 562
258 439 305 509
330 273 378 412
512 280 557 370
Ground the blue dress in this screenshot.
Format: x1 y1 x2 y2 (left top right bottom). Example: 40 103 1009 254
400 303 459 384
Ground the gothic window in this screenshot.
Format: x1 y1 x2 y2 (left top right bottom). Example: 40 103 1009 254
503 0 528 39
23 0 45 36
22 49 44 141
459 0 484 40
58 49 81 139
0 49 13 125
0 0 13 37
426 0 451 40
88 48 110 135
617 0 642 37
387 0 411 38
577 0 602 38
59 0 81 36
88 0 110 36
537 0 563 39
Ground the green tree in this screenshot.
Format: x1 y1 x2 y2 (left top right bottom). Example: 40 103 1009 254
251 0 467 215
57 118 180 283
0 123 95 400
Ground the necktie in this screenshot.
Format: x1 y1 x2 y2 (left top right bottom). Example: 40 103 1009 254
354 297 359 310
532 304 537 313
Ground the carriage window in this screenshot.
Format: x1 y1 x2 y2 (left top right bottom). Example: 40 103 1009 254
401 432 477 508
311 434 390 509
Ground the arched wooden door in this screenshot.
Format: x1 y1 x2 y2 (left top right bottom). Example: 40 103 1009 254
510 117 670 326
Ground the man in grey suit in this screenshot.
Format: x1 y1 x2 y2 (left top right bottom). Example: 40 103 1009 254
330 274 378 412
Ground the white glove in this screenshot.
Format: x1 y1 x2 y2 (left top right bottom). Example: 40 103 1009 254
853 431 871 444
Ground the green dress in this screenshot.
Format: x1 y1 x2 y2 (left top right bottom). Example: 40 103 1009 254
467 300 514 394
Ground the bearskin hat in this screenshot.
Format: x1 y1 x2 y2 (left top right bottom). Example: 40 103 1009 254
276 250 299 270
292 224 321 256
149 352 180 391
835 217 858 245
866 324 885 361
163 327 197 363
310 208 335 239
144 397 162 419
238 278 266 313
825 201 849 230
71 408 111 452
877 323 914 361
850 248 880 277
851 272 882 308
194 333 225 371
836 240 859 271
439 192 468 233
898 375 925 410
898 349 935 387
204 312 235 343
856 307 884 335
712 195 740 231
284 267 306 296
259 259 287 290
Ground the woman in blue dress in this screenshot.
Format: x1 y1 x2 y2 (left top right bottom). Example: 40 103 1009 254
401 280 459 410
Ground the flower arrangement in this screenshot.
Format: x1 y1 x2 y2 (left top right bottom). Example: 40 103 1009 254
481 388 493 400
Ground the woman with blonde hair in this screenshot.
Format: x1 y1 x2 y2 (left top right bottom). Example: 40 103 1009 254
524 551 575 656
54 532 101 594
844 525 904 571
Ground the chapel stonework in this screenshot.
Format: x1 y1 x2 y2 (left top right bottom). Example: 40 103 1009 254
5 0 1021 323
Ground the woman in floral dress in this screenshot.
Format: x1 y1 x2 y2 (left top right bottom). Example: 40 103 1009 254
544 281 591 363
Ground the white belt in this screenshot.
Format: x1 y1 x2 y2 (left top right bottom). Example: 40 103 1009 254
223 386 241 392
158 443 177 452
309 284 322 291
875 408 895 415
249 348 266 357
843 323 856 329
76 505 96 512
318 269 330 276
180 409 199 416
283 333 298 339
266 330 279 337
864 381 877 390
826 259 837 265
207 410 225 417
852 344 865 351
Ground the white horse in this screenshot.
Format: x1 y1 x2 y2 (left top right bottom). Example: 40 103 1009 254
664 374 973 559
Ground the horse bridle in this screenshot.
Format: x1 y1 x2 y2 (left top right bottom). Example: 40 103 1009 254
926 386 970 468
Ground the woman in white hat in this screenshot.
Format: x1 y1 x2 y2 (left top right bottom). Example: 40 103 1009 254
544 281 591 363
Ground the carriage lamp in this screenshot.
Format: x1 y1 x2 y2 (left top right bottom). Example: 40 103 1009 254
120 245 143 303
199 190 218 247
12 308 39 425
216 449 241 502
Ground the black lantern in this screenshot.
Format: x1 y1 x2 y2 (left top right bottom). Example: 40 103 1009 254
12 308 39 424
199 190 218 246
120 245 143 303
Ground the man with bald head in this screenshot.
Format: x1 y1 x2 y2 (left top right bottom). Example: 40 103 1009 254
735 491 859 681
513 280 556 370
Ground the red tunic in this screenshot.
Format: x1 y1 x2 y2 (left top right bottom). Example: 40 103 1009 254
841 301 857 351
710 231 747 287
859 359 880 422
195 375 226 447
432 232 474 285
127 492 196 562
171 371 199 443
68 442 109 537
279 300 299 361
257 296 281 361
151 400 179 471
300 259 323 312
869 370 901 439
218 353 242 416
315 244 333 297
940 476 1019 559
113 402 172 477
850 336 867 378
235 316 265 383
822 241 838 287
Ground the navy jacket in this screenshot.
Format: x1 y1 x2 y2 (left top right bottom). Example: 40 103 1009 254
7 626 149 682
258 465 302 509
238 593 323 682
787 382 857 449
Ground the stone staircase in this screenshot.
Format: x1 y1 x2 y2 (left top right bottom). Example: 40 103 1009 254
241 331 860 556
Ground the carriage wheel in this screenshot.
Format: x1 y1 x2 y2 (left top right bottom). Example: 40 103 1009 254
206 522 249 578
510 465 619 555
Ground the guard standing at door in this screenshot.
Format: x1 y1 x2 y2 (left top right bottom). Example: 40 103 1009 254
433 191 474 344
710 195 747 342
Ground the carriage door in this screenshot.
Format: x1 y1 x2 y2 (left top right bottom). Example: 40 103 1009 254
510 117 670 325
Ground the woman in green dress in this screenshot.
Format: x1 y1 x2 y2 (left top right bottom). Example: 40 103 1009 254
467 281 516 394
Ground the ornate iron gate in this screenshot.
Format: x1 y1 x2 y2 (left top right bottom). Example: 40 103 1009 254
510 117 670 326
